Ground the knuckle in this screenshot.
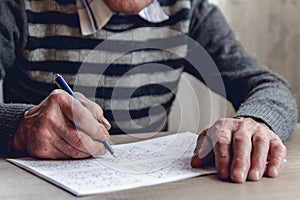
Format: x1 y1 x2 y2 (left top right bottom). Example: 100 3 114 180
49 90 71 107
233 135 247 145
38 130 50 139
243 117 255 124
238 120 252 131
238 118 256 129
238 119 247 127
256 126 267 134
252 134 268 144
95 124 108 140
210 120 231 140
216 135 231 147
49 89 65 100
272 141 285 152
273 134 281 141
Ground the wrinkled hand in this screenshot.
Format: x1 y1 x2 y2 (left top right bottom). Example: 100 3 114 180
191 117 287 183
13 89 111 159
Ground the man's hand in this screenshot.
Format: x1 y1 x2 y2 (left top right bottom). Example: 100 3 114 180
12 89 111 159
191 117 287 183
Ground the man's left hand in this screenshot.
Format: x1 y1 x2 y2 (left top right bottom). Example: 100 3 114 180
191 117 287 183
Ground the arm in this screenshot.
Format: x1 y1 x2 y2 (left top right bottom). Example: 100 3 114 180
0 1 110 158
187 0 298 139
187 0 298 182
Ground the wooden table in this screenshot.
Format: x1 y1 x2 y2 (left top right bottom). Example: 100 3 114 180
1 126 300 200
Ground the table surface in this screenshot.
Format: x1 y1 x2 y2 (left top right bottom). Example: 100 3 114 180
1 126 300 200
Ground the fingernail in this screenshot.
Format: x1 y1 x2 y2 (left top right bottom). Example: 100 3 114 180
232 169 246 183
249 169 260 181
269 166 278 177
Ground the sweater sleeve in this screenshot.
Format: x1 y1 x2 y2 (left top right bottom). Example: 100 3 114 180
0 104 33 156
186 0 298 141
0 0 30 156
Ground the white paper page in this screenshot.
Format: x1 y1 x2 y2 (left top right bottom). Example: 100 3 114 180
7 132 217 196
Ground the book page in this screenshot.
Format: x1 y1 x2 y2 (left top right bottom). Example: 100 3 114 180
7 132 217 196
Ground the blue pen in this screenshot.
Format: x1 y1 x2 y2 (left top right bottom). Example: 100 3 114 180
55 74 115 157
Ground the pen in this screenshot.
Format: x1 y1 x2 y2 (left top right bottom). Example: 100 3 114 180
55 74 115 157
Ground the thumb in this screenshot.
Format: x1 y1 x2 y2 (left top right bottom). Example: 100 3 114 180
191 129 215 167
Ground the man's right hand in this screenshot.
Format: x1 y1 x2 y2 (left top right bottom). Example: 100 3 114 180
12 89 110 159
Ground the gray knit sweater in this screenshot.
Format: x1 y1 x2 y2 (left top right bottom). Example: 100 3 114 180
0 0 298 156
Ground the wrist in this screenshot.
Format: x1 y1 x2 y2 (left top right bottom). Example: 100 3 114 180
12 113 27 153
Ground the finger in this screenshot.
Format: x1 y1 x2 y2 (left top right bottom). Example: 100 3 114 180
248 132 269 181
75 92 103 117
75 92 111 130
213 128 232 180
267 138 287 178
54 90 109 140
55 118 107 157
51 133 91 159
55 115 105 156
208 118 237 180
98 116 111 130
191 129 214 167
230 127 253 183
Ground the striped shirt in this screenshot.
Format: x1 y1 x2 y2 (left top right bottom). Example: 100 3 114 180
76 0 169 35
5 0 192 134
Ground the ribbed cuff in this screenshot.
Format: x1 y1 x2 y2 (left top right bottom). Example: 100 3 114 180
234 103 297 141
0 103 33 156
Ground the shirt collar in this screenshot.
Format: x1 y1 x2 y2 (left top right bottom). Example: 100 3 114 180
76 0 169 35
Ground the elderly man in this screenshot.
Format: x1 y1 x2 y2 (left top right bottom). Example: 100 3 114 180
0 0 297 183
